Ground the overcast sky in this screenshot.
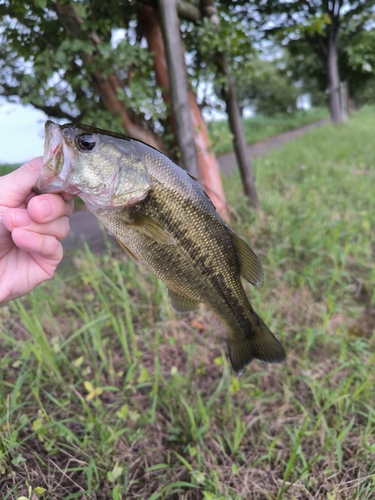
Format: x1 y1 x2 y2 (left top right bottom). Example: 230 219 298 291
0 101 47 164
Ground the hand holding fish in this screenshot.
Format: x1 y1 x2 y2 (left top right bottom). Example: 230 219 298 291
0 157 74 303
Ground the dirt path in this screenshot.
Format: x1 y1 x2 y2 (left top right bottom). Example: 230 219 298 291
217 118 329 175
63 119 329 254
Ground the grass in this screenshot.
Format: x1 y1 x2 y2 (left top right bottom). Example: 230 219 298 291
0 164 22 176
1 107 374 499
208 107 329 156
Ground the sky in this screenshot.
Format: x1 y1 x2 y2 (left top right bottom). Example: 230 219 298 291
0 101 47 164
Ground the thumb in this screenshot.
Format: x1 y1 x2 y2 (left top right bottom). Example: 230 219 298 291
1 157 43 208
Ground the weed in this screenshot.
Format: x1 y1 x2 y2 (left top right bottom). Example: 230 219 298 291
1 107 374 498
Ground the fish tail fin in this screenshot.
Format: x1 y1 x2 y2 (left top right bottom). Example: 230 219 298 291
227 314 286 374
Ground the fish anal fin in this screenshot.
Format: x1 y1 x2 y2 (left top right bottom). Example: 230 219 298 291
227 228 264 287
168 287 200 313
132 211 176 246
115 237 141 265
227 315 286 374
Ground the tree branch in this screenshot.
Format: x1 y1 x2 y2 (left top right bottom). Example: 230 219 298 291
2 5 58 50
30 102 84 122
141 0 202 22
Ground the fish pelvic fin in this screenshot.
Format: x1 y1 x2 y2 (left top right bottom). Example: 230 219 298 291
227 315 286 374
132 211 176 245
115 237 142 265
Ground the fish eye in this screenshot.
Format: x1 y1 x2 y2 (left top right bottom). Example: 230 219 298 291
77 134 96 151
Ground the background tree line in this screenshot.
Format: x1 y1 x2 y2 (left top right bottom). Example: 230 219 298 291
1 0 374 212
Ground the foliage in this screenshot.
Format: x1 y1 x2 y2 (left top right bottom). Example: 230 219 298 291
185 13 254 96
286 13 375 106
340 24 375 105
234 58 299 116
0 0 165 132
0 0 258 136
222 0 375 113
1 107 375 498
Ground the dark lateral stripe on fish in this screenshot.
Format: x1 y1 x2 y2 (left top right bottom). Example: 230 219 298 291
144 180 258 339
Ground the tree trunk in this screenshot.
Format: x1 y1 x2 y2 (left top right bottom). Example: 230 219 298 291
327 30 342 123
339 81 348 123
201 0 259 209
223 63 260 209
188 90 228 217
158 0 200 178
140 6 176 138
54 0 169 154
141 5 228 217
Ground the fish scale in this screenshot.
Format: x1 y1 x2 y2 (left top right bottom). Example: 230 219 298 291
34 120 286 373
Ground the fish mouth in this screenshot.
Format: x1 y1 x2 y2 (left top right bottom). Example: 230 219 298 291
34 121 80 195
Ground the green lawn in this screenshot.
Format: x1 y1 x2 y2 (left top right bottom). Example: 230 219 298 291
0 163 22 176
1 107 374 499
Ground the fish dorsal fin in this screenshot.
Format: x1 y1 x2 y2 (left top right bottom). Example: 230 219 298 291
167 287 200 313
186 172 200 183
132 212 176 246
227 228 264 287
115 237 141 265
187 172 217 209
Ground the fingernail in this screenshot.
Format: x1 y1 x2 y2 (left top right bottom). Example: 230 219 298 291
39 199 54 217
11 211 30 227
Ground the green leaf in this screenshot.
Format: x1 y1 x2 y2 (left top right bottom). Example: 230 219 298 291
137 366 151 383
111 465 123 481
34 0 47 8
230 377 240 393
112 484 121 500
34 487 47 495
116 404 129 420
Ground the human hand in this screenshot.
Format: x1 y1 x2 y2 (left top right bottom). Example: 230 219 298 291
0 157 74 303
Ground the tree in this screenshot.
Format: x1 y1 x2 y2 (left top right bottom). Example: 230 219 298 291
158 0 200 178
285 7 375 110
192 0 260 208
223 0 375 123
336 18 375 107
139 4 228 216
0 0 231 216
0 0 168 150
233 58 299 116
0 0 266 211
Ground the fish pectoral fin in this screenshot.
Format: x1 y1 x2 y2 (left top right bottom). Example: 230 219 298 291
132 212 177 246
227 228 264 287
115 237 142 265
227 315 286 374
167 287 200 313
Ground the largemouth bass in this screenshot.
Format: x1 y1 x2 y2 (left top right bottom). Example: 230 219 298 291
34 121 286 373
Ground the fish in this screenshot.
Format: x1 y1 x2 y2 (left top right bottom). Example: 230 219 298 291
34 120 286 373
